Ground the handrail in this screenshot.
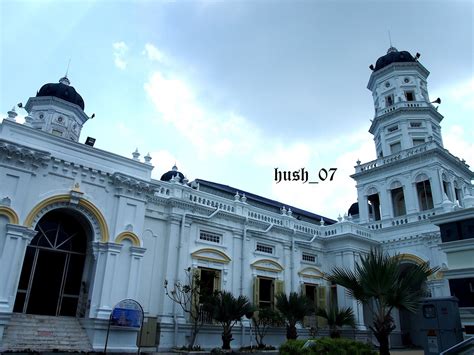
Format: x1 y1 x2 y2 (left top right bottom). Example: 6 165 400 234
440 336 474 354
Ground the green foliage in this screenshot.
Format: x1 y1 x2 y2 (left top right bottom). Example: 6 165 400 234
279 338 376 355
205 291 253 349
275 292 314 339
327 248 437 355
252 307 284 347
279 340 310 355
164 267 203 348
316 304 355 338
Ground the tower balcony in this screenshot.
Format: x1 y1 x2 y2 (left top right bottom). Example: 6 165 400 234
355 140 438 174
376 100 430 116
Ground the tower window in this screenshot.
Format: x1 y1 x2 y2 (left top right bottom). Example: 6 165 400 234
387 125 399 133
385 94 394 107
417 180 434 211
52 129 63 137
410 121 422 128
391 187 406 217
390 142 401 154
413 138 425 146
367 193 381 221
405 91 415 101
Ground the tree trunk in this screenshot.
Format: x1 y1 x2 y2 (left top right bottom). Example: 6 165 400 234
189 322 199 349
377 333 390 355
286 325 298 340
222 328 233 350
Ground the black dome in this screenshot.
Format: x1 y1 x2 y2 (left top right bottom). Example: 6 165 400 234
374 47 416 72
348 202 373 216
348 202 359 216
160 165 185 182
36 77 85 110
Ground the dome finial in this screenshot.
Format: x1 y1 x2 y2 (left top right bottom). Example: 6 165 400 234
386 31 397 53
59 59 71 86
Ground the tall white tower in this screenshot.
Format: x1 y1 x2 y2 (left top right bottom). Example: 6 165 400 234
23 76 89 142
351 47 473 226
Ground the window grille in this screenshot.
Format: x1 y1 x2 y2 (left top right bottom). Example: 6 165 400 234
302 253 316 263
199 231 221 244
256 243 273 254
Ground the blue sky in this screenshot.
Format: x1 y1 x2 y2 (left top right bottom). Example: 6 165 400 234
1 0 473 219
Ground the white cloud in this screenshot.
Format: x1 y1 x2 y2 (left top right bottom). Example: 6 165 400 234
443 124 474 168
447 78 474 109
149 150 183 179
144 70 259 159
143 43 166 63
113 41 129 70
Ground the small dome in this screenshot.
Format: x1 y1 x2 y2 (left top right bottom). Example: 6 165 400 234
374 47 416 72
348 202 373 216
348 202 359 216
160 164 185 182
36 76 85 110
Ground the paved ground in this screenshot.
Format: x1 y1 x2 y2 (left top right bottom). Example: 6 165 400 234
390 350 424 355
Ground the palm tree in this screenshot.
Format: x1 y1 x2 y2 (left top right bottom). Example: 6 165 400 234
327 248 437 355
316 303 355 338
204 291 253 349
275 292 314 340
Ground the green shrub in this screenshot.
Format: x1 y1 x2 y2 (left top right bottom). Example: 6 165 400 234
279 340 310 355
279 338 376 355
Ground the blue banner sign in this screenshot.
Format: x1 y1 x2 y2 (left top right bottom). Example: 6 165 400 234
110 299 143 328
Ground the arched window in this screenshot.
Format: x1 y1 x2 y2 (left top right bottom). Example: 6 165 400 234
416 176 434 211
390 181 406 217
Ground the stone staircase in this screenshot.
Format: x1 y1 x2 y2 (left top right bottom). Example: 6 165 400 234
1 313 93 352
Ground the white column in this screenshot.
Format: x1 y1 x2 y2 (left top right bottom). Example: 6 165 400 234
404 183 418 214
380 186 392 220
358 194 369 223
0 224 36 312
91 242 123 319
126 246 146 300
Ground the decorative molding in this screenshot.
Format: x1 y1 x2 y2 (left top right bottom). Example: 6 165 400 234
298 266 324 279
191 248 231 264
0 139 50 169
23 193 109 242
115 231 141 247
398 253 425 265
251 259 284 272
0 205 19 224
110 172 156 195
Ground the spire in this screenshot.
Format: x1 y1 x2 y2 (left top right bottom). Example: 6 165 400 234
386 31 397 53
59 59 72 86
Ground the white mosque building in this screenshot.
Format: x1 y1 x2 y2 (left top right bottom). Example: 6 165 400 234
0 47 473 352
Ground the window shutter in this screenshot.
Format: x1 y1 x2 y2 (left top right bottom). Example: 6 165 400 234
301 284 309 327
275 280 285 295
274 280 285 309
317 286 327 327
191 268 201 319
213 270 221 292
253 277 260 307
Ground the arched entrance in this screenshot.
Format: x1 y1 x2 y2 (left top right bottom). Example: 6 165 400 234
398 261 428 347
13 209 91 316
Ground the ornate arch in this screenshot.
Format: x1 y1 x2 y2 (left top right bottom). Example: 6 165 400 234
251 259 284 272
115 231 141 246
298 266 324 279
23 194 109 242
389 179 403 190
398 253 426 265
191 248 231 264
366 186 379 196
0 206 19 224
414 172 430 183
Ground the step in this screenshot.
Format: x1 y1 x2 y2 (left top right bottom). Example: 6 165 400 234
1 313 93 352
